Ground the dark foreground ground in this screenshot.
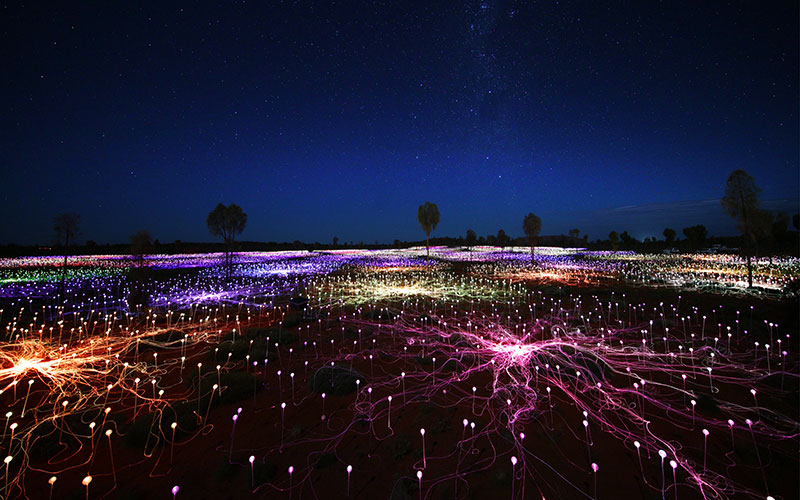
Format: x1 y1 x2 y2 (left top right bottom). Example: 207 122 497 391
5 264 799 500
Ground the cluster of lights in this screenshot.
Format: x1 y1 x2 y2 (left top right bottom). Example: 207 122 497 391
0 249 795 499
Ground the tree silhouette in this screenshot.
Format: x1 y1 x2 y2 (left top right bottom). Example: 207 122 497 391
663 228 676 246
750 209 775 261
771 212 789 255
333 236 339 248
682 225 707 250
53 212 80 297
496 229 508 252
130 230 153 267
568 228 580 239
522 213 542 262
619 231 636 249
720 170 762 287
608 231 619 252
793 213 799 231
207 203 247 280
465 229 477 250
416 201 439 259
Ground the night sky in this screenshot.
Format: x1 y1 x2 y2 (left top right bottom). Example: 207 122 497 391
2 1 798 246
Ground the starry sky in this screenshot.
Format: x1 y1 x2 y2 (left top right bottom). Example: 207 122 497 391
2 1 798 246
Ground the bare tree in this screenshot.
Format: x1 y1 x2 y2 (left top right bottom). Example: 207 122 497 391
207 203 247 280
417 201 440 259
53 212 80 296
720 170 762 287
522 213 542 262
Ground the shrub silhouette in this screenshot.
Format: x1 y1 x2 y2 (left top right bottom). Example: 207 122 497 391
308 365 363 395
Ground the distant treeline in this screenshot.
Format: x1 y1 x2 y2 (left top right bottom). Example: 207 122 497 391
2 231 797 258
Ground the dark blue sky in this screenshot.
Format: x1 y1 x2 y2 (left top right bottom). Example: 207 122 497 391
2 1 798 245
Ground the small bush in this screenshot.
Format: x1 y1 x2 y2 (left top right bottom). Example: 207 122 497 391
493 467 511 485
27 421 59 461
290 423 305 438
413 356 433 366
161 401 200 438
282 313 303 328
391 435 411 461
126 267 152 308
124 412 159 449
389 475 417 500
430 416 450 434
696 393 720 413
271 329 297 346
214 457 239 480
197 370 259 409
314 452 337 469
242 327 272 339
253 460 278 485
308 365 363 396
116 487 150 500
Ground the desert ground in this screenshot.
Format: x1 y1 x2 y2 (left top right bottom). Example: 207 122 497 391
0 247 797 500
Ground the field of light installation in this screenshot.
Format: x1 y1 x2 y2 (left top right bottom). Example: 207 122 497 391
0 247 797 500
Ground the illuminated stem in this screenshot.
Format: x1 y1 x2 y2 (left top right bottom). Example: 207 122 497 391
21 381 32 418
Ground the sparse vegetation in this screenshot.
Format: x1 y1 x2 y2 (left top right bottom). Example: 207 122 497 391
417 201 440 259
